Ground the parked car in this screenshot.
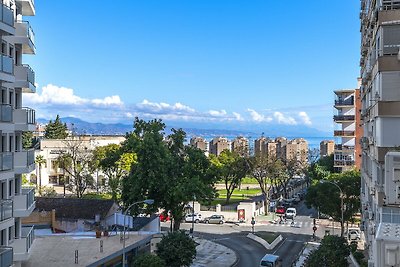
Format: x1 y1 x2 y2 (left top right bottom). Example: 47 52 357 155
260 254 282 267
285 207 297 219
204 215 225 224
345 228 361 241
185 213 202 223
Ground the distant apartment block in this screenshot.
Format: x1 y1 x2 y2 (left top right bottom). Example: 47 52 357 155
360 0 400 265
231 136 249 157
189 136 209 155
209 137 230 156
275 137 288 160
0 0 37 266
320 140 335 158
254 137 276 158
284 138 308 163
333 88 362 172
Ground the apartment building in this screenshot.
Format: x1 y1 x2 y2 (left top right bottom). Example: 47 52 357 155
0 0 37 266
333 88 363 172
360 0 400 266
231 136 249 157
189 136 209 155
284 138 308 163
319 140 335 158
275 137 287 160
254 137 277 158
209 137 230 156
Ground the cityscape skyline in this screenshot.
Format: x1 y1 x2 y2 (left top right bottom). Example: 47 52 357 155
23 0 360 133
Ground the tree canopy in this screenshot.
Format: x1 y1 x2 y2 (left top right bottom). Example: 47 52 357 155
306 235 350 267
132 254 165 267
44 115 68 139
156 231 196 267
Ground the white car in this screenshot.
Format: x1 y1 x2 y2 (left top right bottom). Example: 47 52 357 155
285 208 297 219
185 213 202 223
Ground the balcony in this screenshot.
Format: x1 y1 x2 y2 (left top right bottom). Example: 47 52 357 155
13 21 35 54
14 149 35 174
11 226 34 262
16 0 35 16
14 107 35 131
13 188 35 217
334 130 355 137
0 55 14 83
14 65 36 93
334 98 354 107
334 144 355 152
333 115 355 122
0 104 12 123
0 152 13 172
334 160 355 167
0 247 13 267
0 4 14 35
0 200 14 229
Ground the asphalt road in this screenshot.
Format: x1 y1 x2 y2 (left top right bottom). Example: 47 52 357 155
270 233 311 266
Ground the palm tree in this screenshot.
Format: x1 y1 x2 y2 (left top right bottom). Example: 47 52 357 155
35 155 46 195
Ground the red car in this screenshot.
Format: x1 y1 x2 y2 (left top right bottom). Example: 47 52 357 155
159 213 170 222
276 206 286 215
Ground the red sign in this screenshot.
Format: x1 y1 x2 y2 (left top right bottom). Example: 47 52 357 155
238 209 245 221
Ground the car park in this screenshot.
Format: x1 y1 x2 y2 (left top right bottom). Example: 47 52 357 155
204 215 225 224
185 213 202 223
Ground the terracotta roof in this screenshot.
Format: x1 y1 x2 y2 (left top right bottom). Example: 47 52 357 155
35 197 119 220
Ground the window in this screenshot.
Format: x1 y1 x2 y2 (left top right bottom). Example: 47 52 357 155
1 42 6 55
49 176 58 184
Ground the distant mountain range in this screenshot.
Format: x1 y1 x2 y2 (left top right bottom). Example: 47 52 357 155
37 117 331 139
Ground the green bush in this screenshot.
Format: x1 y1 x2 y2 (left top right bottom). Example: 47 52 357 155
157 231 196 267
132 254 165 267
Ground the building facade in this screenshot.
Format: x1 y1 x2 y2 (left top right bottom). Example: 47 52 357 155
231 136 249 157
0 0 37 266
284 138 308 164
360 0 400 265
189 136 209 155
319 140 335 158
333 88 363 172
209 137 230 156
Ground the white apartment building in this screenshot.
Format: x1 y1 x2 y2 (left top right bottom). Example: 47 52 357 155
0 0 36 266
360 0 400 266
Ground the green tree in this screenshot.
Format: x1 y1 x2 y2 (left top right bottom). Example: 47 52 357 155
22 131 36 149
93 144 135 201
57 138 95 198
35 155 46 195
210 150 249 204
44 115 68 139
132 254 165 267
305 169 361 237
306 235 350 267
157 231 196 267
122 118 217 231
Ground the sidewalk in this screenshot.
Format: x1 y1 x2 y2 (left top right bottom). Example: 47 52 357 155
191 238 237 267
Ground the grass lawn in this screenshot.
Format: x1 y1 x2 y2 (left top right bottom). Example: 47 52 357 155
241 177 259 184
254 231 279 244
217 188 262 197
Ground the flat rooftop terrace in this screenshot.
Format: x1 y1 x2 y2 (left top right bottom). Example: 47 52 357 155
22 232 153 267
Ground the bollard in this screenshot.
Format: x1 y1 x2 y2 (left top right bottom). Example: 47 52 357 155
100 240 103 253
75 250 78 264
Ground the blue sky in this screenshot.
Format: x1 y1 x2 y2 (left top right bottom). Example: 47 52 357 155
23 0 360 133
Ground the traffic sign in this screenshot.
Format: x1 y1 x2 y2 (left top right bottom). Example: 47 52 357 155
313 226 317 232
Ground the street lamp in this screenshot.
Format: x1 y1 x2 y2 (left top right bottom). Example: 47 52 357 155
122 199 154 267
320 180 344 237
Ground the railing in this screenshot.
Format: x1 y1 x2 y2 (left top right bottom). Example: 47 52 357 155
0 200 13 222
333 115 355 121
334 160 355 166
0 104 12 122
20 107 35 124
0 152 13 171
380 0 400 10
20 21 35 46
26 149 35 166
200 205 216 212
1 55 13 75
22 65 35 86
0 247 13 267
334 130 355 137
13 226 34 256
0 4 13 27
22 188 35 209
335 98 354 106
220 206 236 212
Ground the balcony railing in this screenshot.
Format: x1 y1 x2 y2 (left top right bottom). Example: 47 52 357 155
14 149 35 172
381 0 400 10
0 55 13 74
0 200 13 222
334 145 355 151
0 104 12 122
334 130 355 137
12 226 34 260
14 187 35 217
335 99 354 106
17 21 35 46
0 152 13 171
333 115 355 121
0 4 13 27
0 247 13 267
334 160 355 166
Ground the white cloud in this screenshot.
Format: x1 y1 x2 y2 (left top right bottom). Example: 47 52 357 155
208 109 227 117
298 111 312 125
137 99 196 114
232 112 244 121
273 111 297 125
92 95 123 106
247 109 272 122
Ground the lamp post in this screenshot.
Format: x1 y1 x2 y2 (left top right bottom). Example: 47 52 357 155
122 199 154 267
320 180 344 237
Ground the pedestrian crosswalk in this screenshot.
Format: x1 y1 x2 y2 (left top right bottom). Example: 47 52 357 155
268 221 313 228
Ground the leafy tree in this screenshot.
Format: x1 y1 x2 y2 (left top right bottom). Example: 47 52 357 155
306 235 350 267
44 115 68 139
210 150 249 204
157 231 196 267
57 138 95 198
22 131 36 149
122 118 217 231
132 254 165 267
93 144 135 201
305 169 361 237
35 155 46 195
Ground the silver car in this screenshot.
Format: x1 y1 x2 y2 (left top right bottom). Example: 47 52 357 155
204 215 225 224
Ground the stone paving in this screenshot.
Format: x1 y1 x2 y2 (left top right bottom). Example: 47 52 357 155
191 238 237 267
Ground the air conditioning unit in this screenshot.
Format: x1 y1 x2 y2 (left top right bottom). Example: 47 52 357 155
384 152 400 205
371 187 376 196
